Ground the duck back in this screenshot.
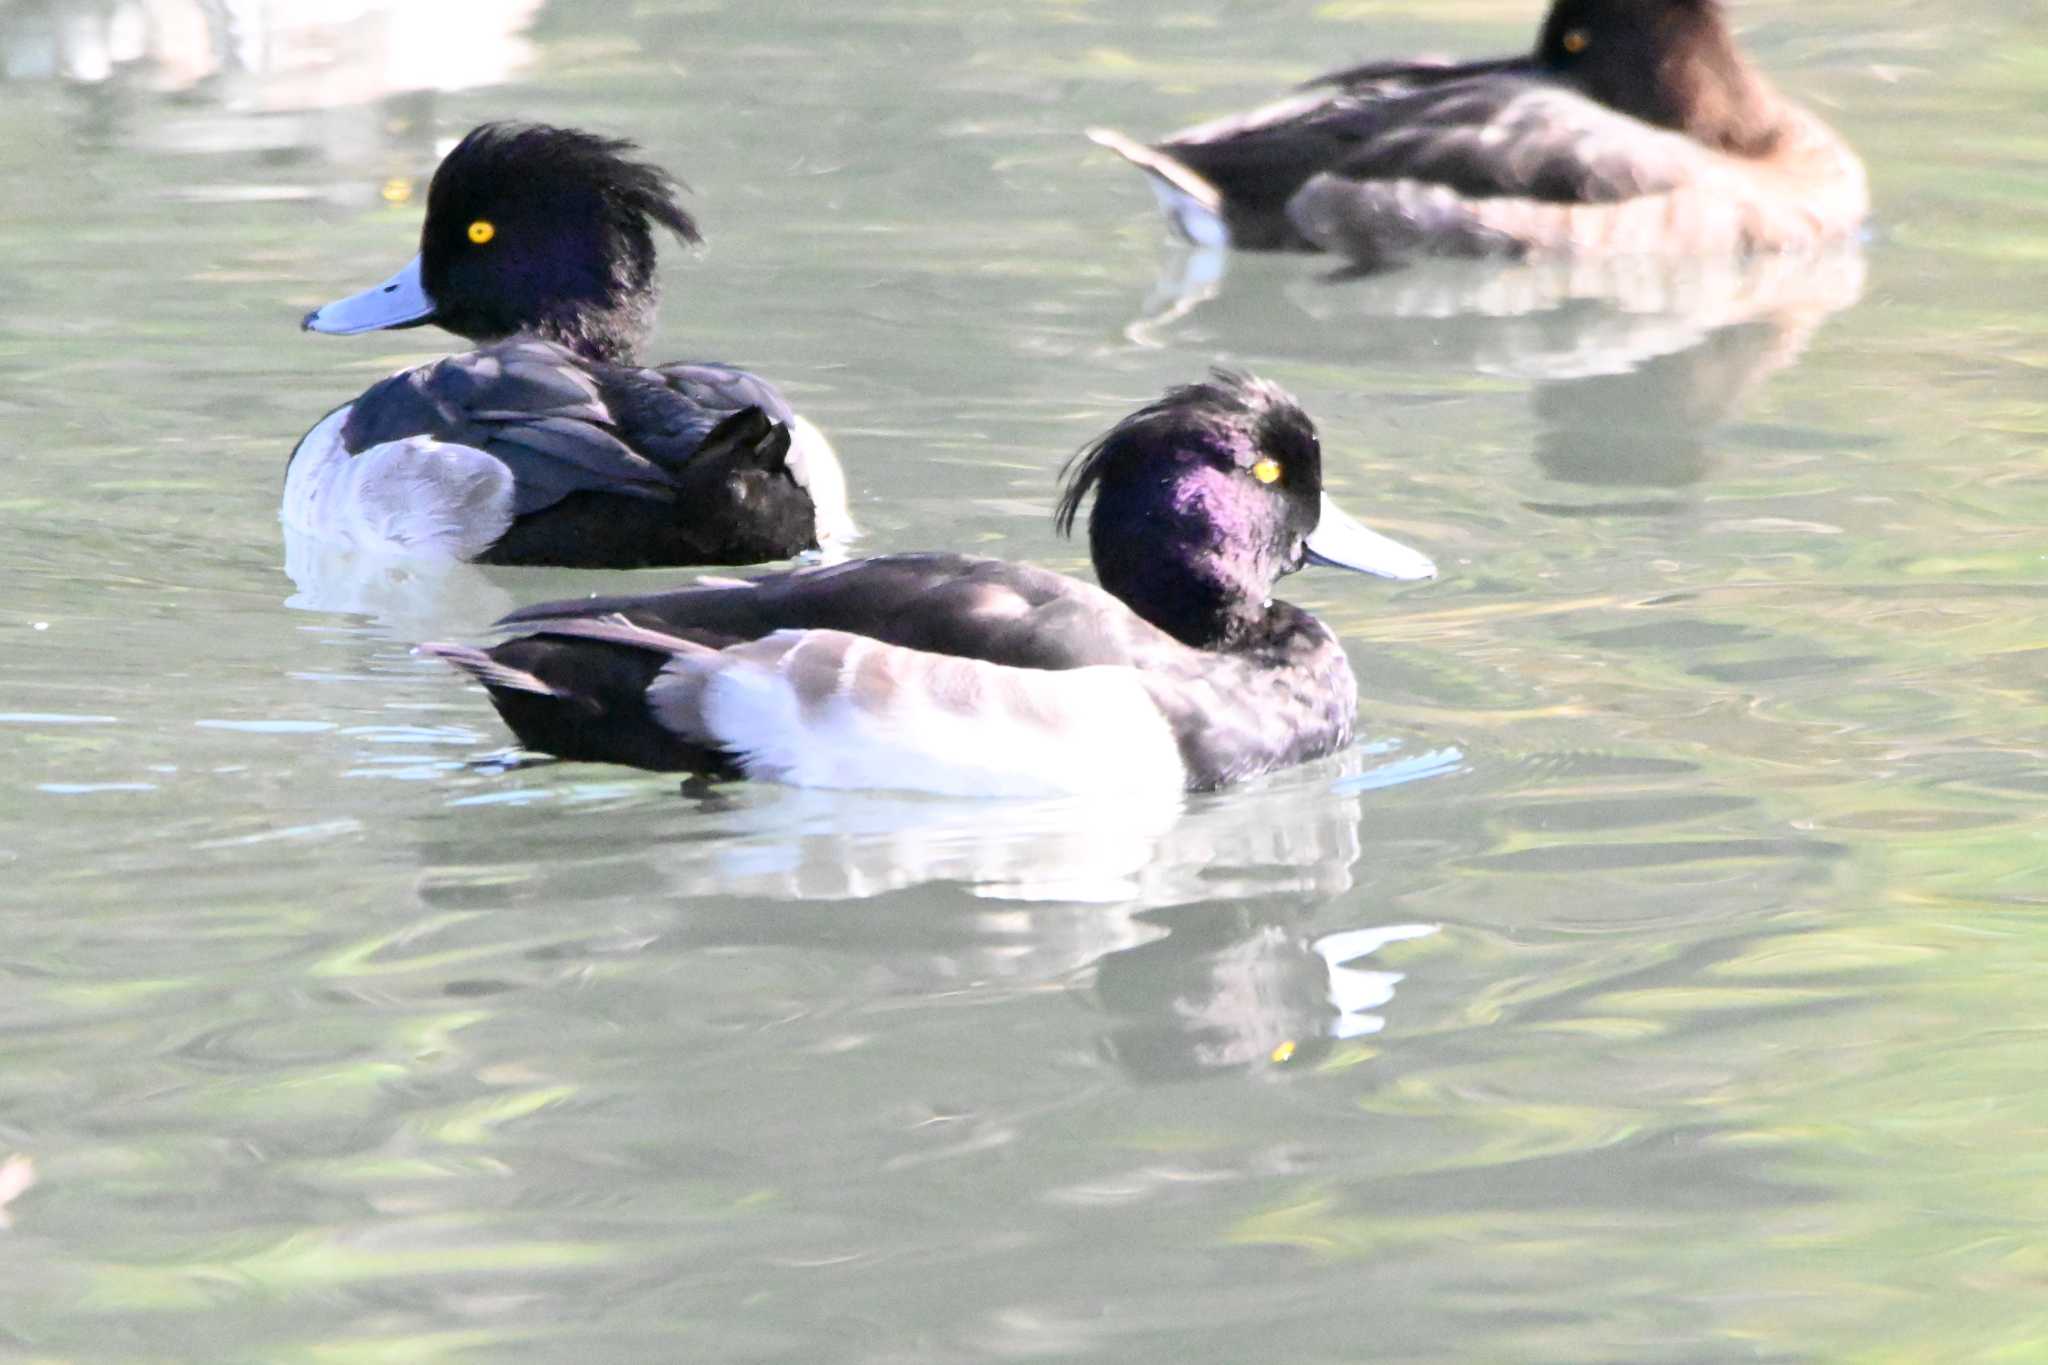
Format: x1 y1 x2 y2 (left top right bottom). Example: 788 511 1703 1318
287 339 825 567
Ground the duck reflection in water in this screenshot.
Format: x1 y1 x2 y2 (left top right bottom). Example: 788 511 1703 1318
0 0 542 191
416 742 1458 1075
590 742 1462 908
1129 242 1865 493
1095 920 1437 1083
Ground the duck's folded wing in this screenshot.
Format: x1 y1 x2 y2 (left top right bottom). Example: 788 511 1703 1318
652 362 796 424
1287 79 1731 259
1096 58 1545 247
557 359 801 470
1314 78 1709 204
1156 56 1524 158
640 362 854 547
342 341 677 516
499 553 1175 672
1304 54 1523 93
1098 82 1430 243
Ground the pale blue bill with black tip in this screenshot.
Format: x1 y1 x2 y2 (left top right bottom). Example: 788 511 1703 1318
1305 494 1436 580
302 254 434 334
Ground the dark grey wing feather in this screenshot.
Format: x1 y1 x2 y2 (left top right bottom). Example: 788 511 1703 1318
563 360 800 477
1138 57 1535 241
341 339 679 516
654 363 797 425
453 345 612 422
1150 61 1698 240
483 418 669 516
499 553 1184 672
1303 54 1522 91
330 338 821 567
1324 78 1705 203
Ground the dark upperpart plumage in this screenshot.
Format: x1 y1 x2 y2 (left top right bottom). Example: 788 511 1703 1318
1091 0 1865 261
418 122 700 364
422 373 1436 795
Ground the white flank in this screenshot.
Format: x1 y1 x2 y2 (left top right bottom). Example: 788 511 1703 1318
676 630 1187 798
282 405 515 560
785 413 857 549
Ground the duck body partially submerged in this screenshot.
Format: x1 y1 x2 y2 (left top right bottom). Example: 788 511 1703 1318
287 341 835 567
424 373 1437 796
1093 0 1866 264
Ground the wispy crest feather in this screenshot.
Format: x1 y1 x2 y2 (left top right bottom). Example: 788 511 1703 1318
438 121 702 246
1055 369 1290 537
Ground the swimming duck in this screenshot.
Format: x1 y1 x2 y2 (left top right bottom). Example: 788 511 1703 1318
1090 0 1866 263
421 372 1436 796
289 121 850 567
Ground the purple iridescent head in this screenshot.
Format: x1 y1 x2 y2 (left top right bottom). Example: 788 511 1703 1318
303 123 700 363
1056 372 1433 648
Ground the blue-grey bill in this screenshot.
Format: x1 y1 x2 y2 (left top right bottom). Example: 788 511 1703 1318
301 255 434 334
1306 494 1436 581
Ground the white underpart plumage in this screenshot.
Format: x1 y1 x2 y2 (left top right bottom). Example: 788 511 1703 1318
282 404 515 559
653 629 1188 798
784 413 857 548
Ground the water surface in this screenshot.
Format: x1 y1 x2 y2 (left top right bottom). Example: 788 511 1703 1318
3 1 2046 1359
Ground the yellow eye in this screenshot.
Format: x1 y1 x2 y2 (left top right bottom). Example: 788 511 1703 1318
1562 28 1590 54
1251 457 1283 485
467 219 496 244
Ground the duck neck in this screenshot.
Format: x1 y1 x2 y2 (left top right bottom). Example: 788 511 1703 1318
524 297 652 366
1166 600 1360 792
514 224 660 365
1088 460 1307 649
1647 10 1788 156
1091 526 1279 651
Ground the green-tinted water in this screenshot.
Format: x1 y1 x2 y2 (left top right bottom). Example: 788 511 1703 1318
3 1 2045 1359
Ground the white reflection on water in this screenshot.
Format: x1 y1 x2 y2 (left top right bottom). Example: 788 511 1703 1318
1094 915 1443 1081
1287 244 1867 374
608 742 1462 1076
0 0 543 199
0 0 541 101
411 738 1461 1077
282 525 528 631
643 741 1462 910
1314 921 1438 1038
281 528 862 639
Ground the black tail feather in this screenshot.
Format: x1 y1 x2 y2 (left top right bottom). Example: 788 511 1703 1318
424 630 725 773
